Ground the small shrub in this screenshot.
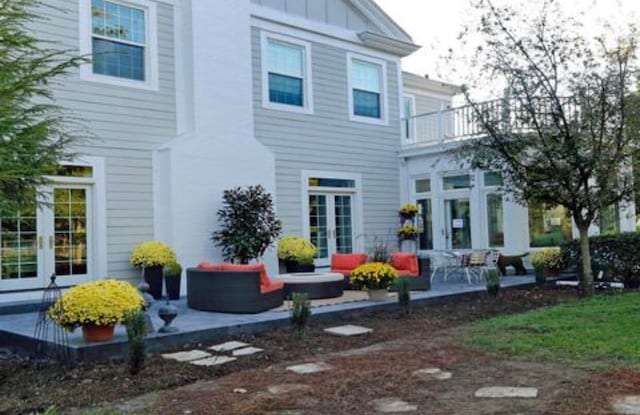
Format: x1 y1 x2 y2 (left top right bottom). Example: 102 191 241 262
163 261 182 277
397 278 411 315
486 269 500 298
531 247 566 270
562 232 640 285
290 292 311 338
125 310 147 375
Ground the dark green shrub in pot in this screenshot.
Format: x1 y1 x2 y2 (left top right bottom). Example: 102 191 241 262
212 185 282 264
163 261 183 300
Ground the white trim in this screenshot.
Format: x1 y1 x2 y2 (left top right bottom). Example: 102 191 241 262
403 93 417 141
403 87 457 103
79 0 159 91
251 14 404 62
301 170 364 264
260 31 314 114
347 52 389 126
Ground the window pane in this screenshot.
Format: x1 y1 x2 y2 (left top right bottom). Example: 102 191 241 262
268 73 303 106
268 40 303 78
599 204 620 235
308 178 356 188
484 171 503 187
93 38 145 81
415 179 431 193
443 174 471 190
309 195 328 259
335 196 353 254
487 194 504 247
417 199 433 250
353 89 380 118
528 203 572 247
94 0 145 43
352 60 381 93
403 96 414 118
55 165 93 178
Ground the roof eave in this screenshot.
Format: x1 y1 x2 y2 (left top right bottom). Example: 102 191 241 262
358 31 421 57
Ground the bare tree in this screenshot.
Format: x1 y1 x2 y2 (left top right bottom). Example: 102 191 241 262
455 0 640 296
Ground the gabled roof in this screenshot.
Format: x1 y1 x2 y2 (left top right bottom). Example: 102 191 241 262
348 0 414 44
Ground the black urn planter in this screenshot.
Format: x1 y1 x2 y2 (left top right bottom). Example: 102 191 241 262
284 260 316 273
164 275 181 300
143 265 164 300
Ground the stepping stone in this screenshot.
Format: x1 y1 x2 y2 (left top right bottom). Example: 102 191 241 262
162 350 211 362
232 347 263 357
189 356 237 367
613 395 640 414
323 324 373 337
371 398 418 413
209 341 249 352
475 387 538 399
267 384 312 395
286 362 333 375
412 367 452 380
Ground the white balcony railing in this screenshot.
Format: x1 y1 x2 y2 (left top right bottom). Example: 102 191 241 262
402 97 580 148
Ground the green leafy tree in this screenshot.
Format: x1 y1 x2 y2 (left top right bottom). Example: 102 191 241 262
455 0 640 296
0 0 85 213
212 185 282 264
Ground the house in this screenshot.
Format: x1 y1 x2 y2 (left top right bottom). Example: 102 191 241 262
0 0 634 303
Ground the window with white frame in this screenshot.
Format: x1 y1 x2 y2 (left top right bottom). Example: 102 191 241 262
91 0 147 81
348 55 386 122
403 95 415 139
262 33 312 112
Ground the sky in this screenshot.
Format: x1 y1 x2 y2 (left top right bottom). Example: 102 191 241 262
374 0 640 87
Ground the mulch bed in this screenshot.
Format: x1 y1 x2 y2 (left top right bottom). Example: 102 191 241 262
0 286 576 415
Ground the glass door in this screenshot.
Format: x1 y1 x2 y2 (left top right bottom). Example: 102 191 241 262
444 198 471 250
0 205 44 290
308 193 355 266
0 184 92 292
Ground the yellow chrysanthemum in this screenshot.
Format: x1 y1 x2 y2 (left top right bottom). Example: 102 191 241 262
349 262 399 291
48 279 145 330
129 241 177 268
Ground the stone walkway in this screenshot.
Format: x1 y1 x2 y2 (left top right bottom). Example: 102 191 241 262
162 340 263 367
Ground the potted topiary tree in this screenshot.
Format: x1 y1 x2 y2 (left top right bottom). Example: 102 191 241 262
211 185 282 264
129 241 177 299
277 236 317 273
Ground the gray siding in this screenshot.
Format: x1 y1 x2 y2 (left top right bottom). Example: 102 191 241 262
32 0 177 280
252 27 401 249
252 0 381 33
413 93 451 115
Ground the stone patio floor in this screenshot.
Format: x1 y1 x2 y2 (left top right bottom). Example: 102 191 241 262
0 274 536 362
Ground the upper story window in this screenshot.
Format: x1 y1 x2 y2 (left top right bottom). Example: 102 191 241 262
347 53 388 125
443 174 471 190
80 0 158 90
91 0 146 80
261 32 313 114
403 95 415 139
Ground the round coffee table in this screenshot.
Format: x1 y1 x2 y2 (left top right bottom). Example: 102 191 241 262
275 272 344 299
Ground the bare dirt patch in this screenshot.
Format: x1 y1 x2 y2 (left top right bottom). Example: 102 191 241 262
0 286 575 414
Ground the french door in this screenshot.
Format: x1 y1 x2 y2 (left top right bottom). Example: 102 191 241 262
0 184 93 291
444 197 471 250
308 193 355 266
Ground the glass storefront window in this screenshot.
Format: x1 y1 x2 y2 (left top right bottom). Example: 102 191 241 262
415 179 431 193
417 199 433 250
599 204 620 235
486 194 504 247
442 174 470 190
528 203 573 247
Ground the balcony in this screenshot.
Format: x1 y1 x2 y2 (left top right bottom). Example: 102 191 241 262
401 97 579 149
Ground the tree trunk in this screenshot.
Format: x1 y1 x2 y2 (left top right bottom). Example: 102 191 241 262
578 226 594 297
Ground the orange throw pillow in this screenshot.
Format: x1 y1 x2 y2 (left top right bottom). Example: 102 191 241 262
331 254 367 270
391 253 418 275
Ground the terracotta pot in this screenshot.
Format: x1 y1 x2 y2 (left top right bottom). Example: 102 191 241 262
144 265 164 300
367 289 388 302
82 324 115 342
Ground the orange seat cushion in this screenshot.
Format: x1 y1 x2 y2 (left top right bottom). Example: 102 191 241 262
331 254 368 271
390 253 419 277
197 261 223 270
221 263 271 287
260 280 284 294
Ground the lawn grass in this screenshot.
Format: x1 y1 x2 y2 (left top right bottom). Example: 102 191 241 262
471 291 640 368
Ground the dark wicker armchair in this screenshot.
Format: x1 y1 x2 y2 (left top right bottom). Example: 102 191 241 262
186 268 284 314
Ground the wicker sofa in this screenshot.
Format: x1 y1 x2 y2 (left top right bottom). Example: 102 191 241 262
186 263 284 314
389 252 431 291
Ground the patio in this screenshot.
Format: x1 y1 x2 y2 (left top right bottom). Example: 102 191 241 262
0 274 537 362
